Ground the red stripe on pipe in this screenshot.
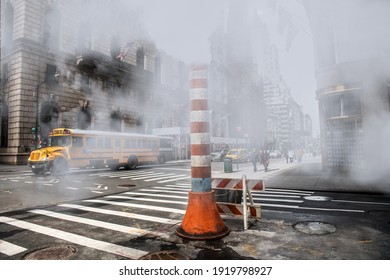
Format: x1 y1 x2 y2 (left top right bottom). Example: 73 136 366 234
190 122 209 133
191 79 208 89
191 144 211 155
191 99 209 111
191 166 211 178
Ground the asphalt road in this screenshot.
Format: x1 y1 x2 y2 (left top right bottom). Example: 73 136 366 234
1 159 389 260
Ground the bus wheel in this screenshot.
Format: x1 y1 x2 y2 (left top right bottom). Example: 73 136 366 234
127 156 138 169
108 164 119 171
32 168 45 175
51 158 68 175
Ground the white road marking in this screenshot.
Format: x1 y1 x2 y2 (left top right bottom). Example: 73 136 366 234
0 239 27 256
0 216 148 259
28 209 170 239
107 195 187 205
143 174 188 182
58 203 181 224
158 176 191 183
84 199 185 215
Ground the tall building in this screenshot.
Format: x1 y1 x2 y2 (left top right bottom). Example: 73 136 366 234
304 0 390 180
0 0 183 164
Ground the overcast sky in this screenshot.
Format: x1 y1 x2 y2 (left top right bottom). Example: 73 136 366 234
129 0 319 134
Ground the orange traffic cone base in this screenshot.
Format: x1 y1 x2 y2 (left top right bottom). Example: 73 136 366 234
176 191 229 240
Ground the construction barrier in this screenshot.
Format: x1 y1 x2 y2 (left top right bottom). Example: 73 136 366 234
212 175 265 230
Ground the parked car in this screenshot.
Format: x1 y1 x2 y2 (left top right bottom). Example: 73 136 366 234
224 148 250 162
269 150 282 158
211 149 228 162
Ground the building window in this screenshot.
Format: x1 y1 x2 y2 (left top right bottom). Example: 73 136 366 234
43 8 60 51
110 109 122 132
136 48 145 69
323 91 362 119
45 64 58 85
154 56 161 83
3 2 14 50
0 104 9 148
77 104 92 130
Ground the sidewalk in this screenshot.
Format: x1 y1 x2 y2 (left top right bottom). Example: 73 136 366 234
212 156 390 194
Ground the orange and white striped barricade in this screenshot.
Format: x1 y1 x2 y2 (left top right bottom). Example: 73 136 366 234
212 175 265 229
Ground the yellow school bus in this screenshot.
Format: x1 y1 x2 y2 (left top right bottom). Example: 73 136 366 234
28 128 162 175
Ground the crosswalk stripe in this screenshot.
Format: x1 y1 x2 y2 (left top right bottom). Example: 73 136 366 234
120 191 187 200
0 216 148 259
144 174 188 182
84 199 185 214
158 176 191 183
0 239 27 256
107 195 188 205
129 173 170 180
58 204 181 224
29 209 170 239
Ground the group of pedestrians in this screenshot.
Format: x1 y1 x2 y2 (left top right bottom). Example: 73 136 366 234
284 148 303 163
250 149 270 172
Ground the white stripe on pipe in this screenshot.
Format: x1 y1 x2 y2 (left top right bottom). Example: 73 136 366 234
190 133 210 144
28 210 169 239
58 204 181 224
190 89 208 100
0 239 27 256
0 216 147 259
190 69 207 80
190 111 209 122
191 155 211 167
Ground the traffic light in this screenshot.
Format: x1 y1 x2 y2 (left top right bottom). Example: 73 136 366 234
32 127 37 134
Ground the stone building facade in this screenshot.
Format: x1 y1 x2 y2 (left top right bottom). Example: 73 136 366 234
0 0 171 164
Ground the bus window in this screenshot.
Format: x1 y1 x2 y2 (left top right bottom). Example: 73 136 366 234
97 137 104 148
72 137 83 147
115 138 121 148
87 137 96 148
104 138 112 148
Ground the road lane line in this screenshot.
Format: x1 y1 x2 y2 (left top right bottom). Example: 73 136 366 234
144 174 189 182
0 216 147 259
0 239 27 256
58 204 181 224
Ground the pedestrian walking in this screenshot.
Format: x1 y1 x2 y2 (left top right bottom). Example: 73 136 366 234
250 149 258 172
288 150 294 163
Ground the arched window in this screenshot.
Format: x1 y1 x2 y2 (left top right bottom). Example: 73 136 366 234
0 104 9 148
136 48 145 69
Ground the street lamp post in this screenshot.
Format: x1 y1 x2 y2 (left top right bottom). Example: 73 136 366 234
34 74 59 150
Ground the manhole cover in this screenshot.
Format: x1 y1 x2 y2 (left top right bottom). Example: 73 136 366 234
304 196 332 201
139 251 190 260
24 245 77 260
293 221 336 235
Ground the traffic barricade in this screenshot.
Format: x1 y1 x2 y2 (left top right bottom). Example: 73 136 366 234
212 176 265 230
